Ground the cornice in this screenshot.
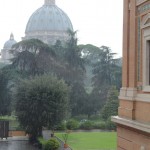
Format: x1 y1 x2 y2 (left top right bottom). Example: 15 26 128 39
111 116 150 133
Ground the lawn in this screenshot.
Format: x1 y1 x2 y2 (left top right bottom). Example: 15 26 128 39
56 131 117 150
0 116 20 130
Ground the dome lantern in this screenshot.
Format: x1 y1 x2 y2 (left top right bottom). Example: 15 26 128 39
3 33 17 49
44 0 55 5
10 33 14 40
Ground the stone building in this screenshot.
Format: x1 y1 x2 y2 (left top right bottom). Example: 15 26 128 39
112 0 150 150
1 0 73 63
24 0 73 45
1 33 17 64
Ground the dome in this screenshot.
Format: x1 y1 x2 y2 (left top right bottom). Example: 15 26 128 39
4 33 17 49
24 0 73 45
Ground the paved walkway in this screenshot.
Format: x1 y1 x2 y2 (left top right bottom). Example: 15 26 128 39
0 131 72 150
0 136 37 150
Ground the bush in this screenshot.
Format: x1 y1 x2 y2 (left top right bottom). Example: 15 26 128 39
79 120 94 130
55 121 66 130
44 138 60 150
66 119 79 130
105 117 116 130
93 122 106 129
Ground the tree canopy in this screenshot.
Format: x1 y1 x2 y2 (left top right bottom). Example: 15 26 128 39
15 74 69 137
0 70 11 115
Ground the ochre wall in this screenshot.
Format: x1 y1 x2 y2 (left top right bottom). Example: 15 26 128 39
112 0 150 149
119 99 150 123
117 126 150 150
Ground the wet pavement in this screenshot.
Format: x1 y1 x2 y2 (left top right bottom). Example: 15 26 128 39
0 140 39 150
0 131 71 150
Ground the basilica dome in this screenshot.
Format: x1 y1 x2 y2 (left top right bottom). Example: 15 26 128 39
4 33 17 49
24 0 73 45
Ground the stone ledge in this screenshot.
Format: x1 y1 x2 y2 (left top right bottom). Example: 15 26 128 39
111 116 150 133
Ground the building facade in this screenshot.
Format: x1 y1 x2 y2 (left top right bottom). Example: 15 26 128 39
112 0 150 150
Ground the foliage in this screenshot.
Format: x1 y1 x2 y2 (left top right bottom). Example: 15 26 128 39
64 30 85 84
105 117 116 130
0 70 11 115
101 86 119 120
56 132 117 150
62 132 70 144
15 74 69 137
66 119 79 130
38 137 47 146
70 82 88 116
11 39 57 76
0 115 16 121
80 120 94 130
92 46 121 88
93 122 106 129
44 138 60 150
89 46 121 114
55 121 66 130
0 62 6 69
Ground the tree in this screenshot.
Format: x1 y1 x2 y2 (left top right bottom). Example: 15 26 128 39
15 74 69 138
11 39 57 76
64 30 85 84
89 46 121 112
0 70 11 115
101 86 119 120
70 82 88 116
92 46 119 89
79 44 101 92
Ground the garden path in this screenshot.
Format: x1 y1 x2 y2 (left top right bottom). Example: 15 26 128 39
43 130 72 150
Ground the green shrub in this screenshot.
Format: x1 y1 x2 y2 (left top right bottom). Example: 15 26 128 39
80 120 94 130
105 117 116 130
66 119 79 130
38 137 47 149
56 121 66 130
44 138 60 150
93 122 106 129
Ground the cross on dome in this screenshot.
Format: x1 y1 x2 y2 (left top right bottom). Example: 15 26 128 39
44 0 55 5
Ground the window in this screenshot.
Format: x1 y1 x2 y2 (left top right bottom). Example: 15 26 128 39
143 37 150 92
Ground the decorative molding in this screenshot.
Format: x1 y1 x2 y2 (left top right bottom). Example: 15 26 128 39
137 2 150 14
136 0 148 6
137 17 141 81
136 93 150 102
142 28 150 92
119 87 137 101
111 116 150 133
119 87 150 103
141 13 150 28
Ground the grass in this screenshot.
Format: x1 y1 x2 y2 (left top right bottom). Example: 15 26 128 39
56 131 117 150
0 116 20 130
0 115 16 121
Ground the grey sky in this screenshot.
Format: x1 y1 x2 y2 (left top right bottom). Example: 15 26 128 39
0 0 123 57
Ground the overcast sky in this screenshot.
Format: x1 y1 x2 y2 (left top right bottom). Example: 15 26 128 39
0 0 123 57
